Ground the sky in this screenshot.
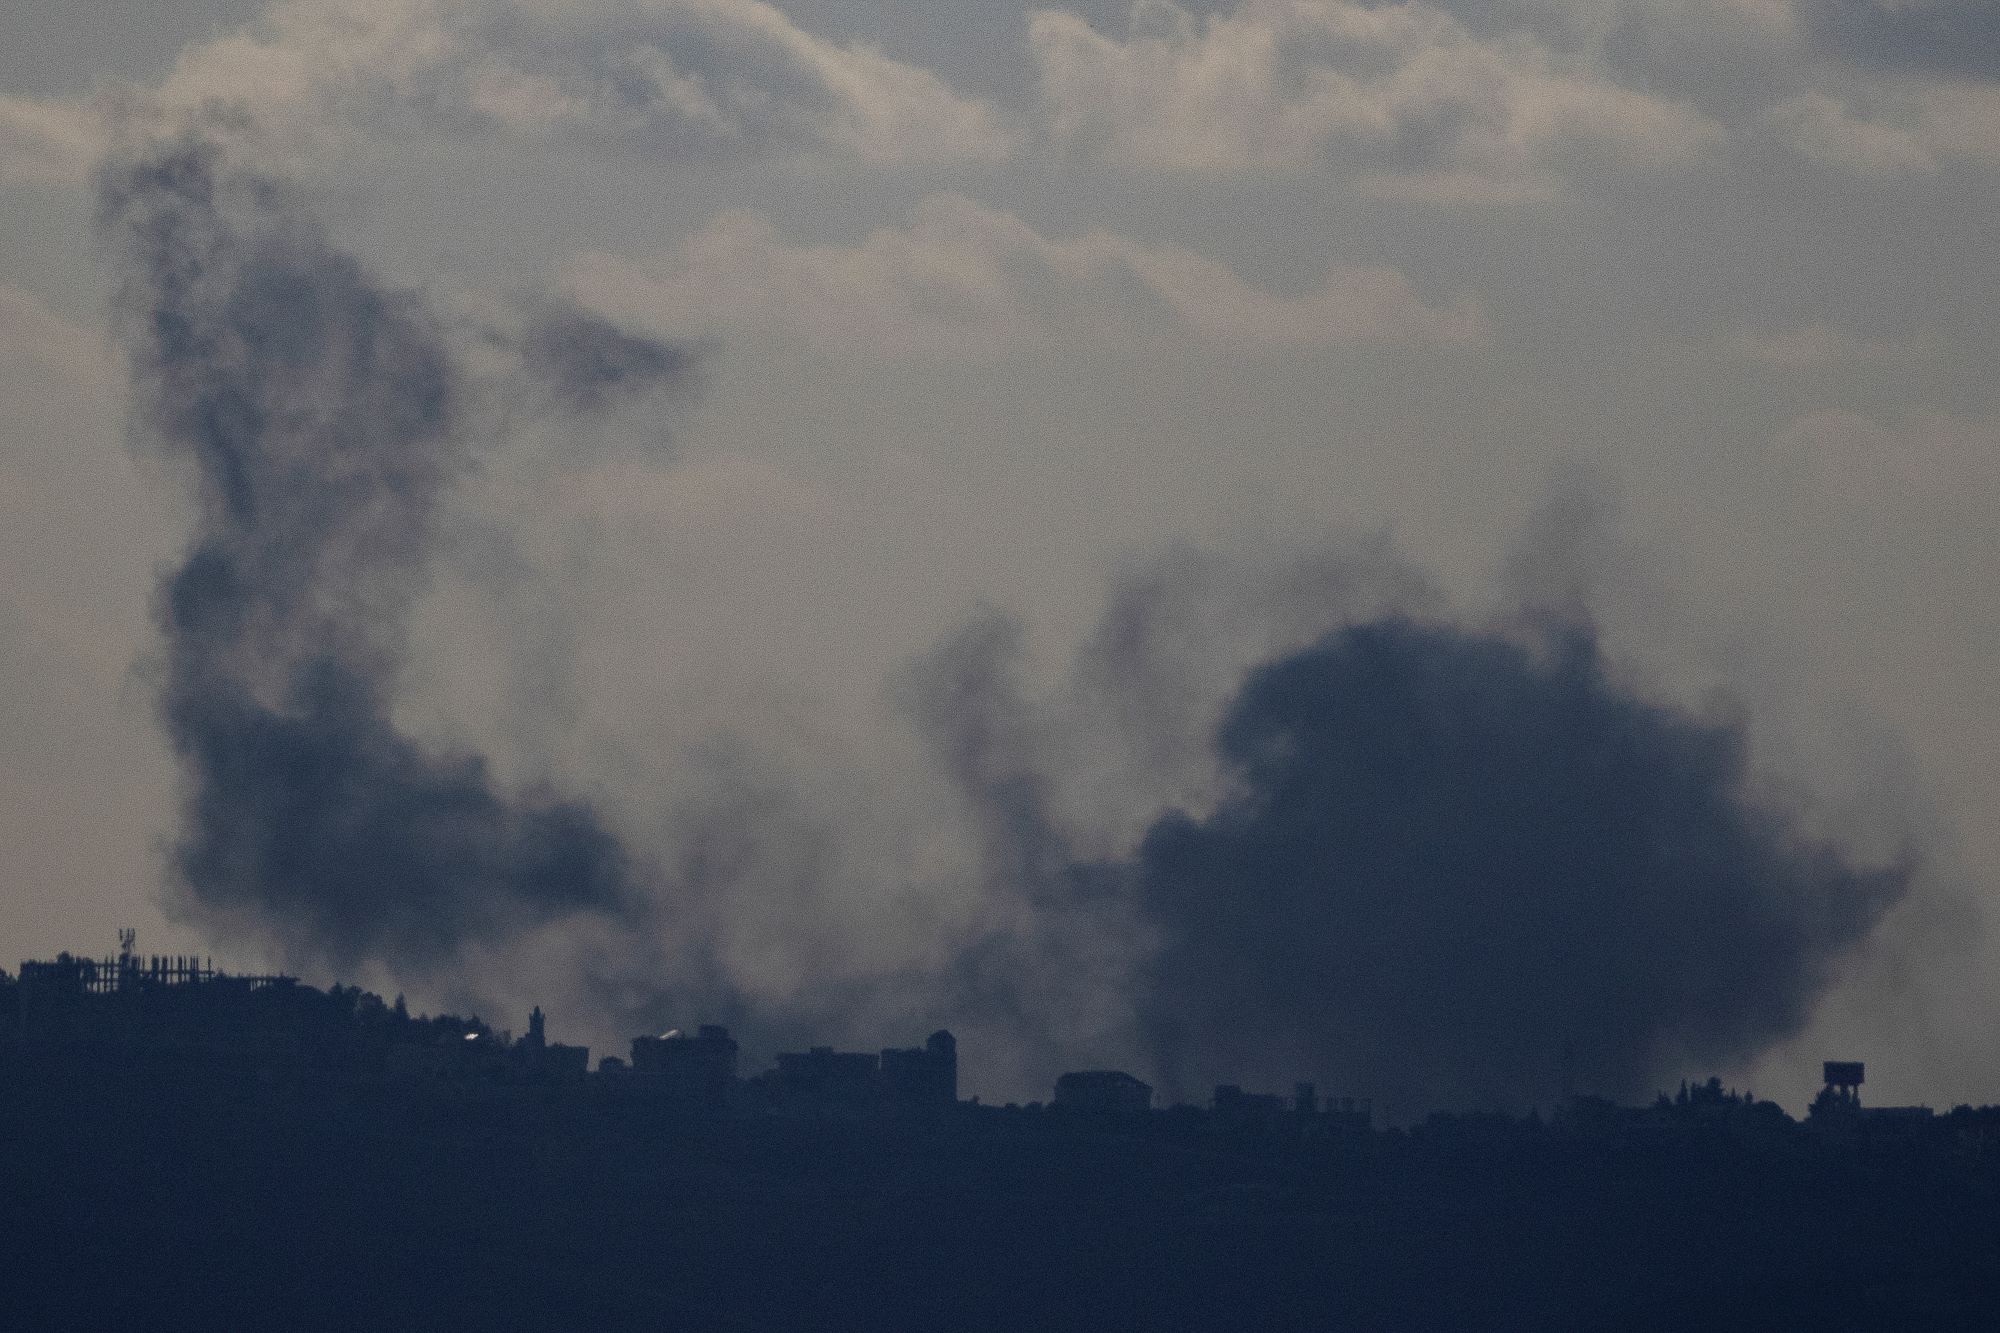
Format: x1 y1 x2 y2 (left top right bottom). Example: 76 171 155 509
1 0 1997 1113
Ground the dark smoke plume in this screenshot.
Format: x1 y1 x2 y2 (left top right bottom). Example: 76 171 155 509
99 139 659 974
92 134 1915 1105
1132 616 1910 1117
895 608 1152 1087
519 300 695 414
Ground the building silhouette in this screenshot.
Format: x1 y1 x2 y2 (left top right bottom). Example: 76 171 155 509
880 1030 957 1105
629 1024 740 1103
0 939 1952 1150
1053 1070 1153 1114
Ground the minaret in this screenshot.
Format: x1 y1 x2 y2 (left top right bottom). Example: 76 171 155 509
927 1030 958 1103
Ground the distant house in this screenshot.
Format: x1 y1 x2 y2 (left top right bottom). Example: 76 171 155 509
1212 1084 1288 1124
767 1046 883 1109
880 1030 957 1106
1864 1105 1934 1128
630 1025 739 1103
1054 1070 1153 1114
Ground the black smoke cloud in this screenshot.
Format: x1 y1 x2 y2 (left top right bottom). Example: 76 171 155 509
519 300 694 414
99 139 665 975
1130 616 1910 1116
92 134 1916 1105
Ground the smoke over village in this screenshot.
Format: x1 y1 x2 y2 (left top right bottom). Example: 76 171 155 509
11 5 2000 1324
70 121 1918 1117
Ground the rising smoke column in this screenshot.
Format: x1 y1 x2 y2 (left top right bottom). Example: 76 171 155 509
893 607 1156 1091
1133 617 1910 1116
98 138 681 975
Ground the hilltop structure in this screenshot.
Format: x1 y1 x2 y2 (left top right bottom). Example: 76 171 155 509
0 939 1942 1140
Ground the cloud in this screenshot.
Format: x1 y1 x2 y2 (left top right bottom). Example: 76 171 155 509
1724 321 1933 368
0 284 120 391
1767 90 1939 174
542 452 834 532
562 193 1487 356
1027 0 1725 196
17 0 1009 174
1767 408 1999 514
0 94 107 185
1768 82 2000 173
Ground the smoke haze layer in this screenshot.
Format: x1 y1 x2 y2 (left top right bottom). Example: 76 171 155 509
94 137 1921 1112
1132 616 1911 1117
99 139 678 977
